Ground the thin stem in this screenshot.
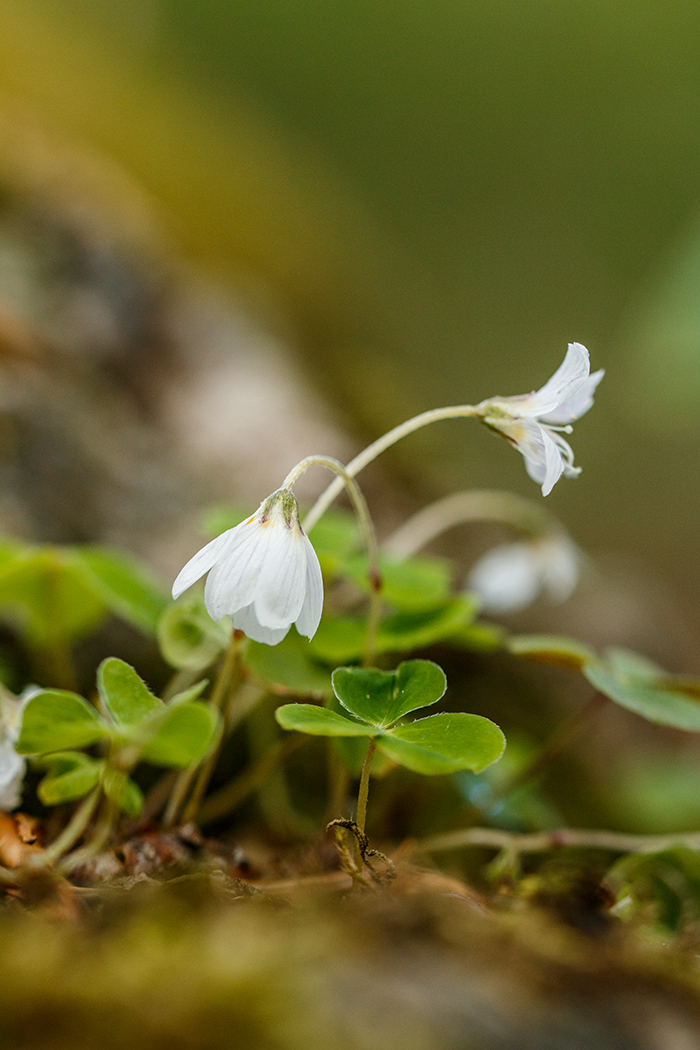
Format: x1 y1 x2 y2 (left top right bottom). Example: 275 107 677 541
198 734 307 826
163 631 241 827
491 691 608 803
179 632 245 825
413 825 700 858
353 738 376 871
383 490 556 559
355 738 376 837
285 455 382 666
302 404 481 533
39 788 102 865
56 800 117 876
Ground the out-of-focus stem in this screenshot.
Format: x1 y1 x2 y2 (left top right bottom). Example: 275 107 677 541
383 490 555 559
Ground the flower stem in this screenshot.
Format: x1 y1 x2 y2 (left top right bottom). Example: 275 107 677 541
491 690 608 803
383 489 557 559
354 738 376 868
302 404 480 533
40 787 102 865
163 631 242 827
56 800 117 876
284 455 381 666
197 733 307 826
413 825 700 858
179 631 246 825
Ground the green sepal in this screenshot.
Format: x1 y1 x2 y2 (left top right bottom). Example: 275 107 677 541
140 702 219 767
16 690 110 754
507 634 597 671
246 633 332 696
35 752 104 805
103 768 144 818
332 659 446 729
275 704 373 737
97 658 161 726
376 711 505 775
157 592 230 671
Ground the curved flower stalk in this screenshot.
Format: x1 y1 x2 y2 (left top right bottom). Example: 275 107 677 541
467 532 580 614
475 342 604 496
304 343 603 531
173 489 323 646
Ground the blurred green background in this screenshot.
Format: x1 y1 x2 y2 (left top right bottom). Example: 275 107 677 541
1 0 700 647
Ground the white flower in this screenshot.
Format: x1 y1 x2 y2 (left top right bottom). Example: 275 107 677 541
0 688 34 811
467 533 580 614
173 489 323 646
0 740 25 811
476 342 604 496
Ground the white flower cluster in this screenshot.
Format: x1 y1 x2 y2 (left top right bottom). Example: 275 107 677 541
173 343 603 645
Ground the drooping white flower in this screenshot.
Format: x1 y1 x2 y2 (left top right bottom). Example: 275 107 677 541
475 343 604 496
173 489 323 646
467 532 580 615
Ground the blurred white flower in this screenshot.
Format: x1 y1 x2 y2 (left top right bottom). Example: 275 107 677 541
476 342 604 496
467 533 580 614
173 489 323 646
0 688 36 811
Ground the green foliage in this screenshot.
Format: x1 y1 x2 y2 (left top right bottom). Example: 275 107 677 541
305 509 360 574
34 752 105 805
376 713 505 775
140 703 219 768
246 633 332 696
332 660 446 729
277 659 505 777
585 653 700 732
343 554 453 611
103 769 144 819
0 539 168 652
507 634 597 671
157 591 231 671
98 658 161 725
607 849 700 933
310 596 479 663
275 705 370 737
71 547 168 634
17 690 109 753
16 658 218 816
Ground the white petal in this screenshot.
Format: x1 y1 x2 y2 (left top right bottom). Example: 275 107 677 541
539 368 604 425
294 536 324 639
523 343 591 418
253 526 308 629
172 526 244 599
231 602 290 645
0 740 24 811
204 520 274 620
506 418 563 496
467 543 541 614
541 537 579 603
